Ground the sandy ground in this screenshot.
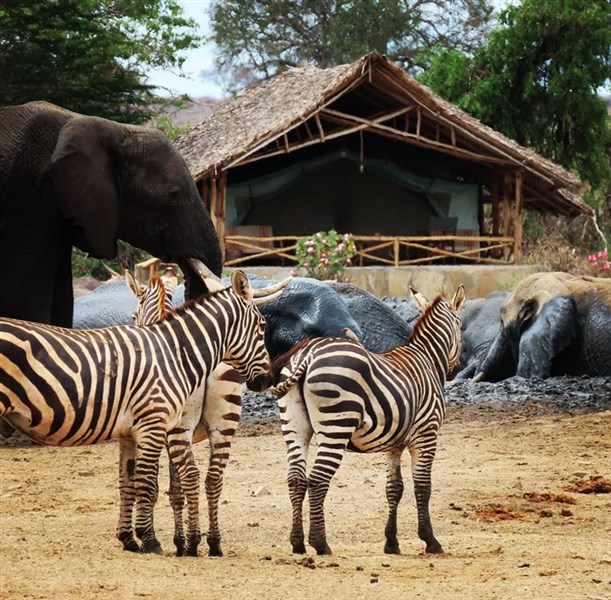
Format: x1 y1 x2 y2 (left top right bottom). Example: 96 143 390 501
1 406 610 600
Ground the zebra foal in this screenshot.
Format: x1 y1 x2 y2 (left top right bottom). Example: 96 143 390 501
0 266 277 555
270 286 465 556
124 267 284 557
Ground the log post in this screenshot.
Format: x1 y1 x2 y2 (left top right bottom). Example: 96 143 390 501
514 170 524 262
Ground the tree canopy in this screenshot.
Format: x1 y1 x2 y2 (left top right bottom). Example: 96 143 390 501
207 0 494 91
0 0 201 124
420 0 611 198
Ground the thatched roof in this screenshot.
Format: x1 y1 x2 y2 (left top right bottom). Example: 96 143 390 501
175 52 591 217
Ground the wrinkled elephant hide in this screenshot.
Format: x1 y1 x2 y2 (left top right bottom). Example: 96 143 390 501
73 276 418 358
475 272 611 381
454 290 509 380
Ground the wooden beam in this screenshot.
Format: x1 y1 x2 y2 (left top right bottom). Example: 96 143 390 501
217 172 227 264
514 170 524 262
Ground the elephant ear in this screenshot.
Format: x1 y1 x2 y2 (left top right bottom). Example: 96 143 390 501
517 296 577 378
51 117 121 259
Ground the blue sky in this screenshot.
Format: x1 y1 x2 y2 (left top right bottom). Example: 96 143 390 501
146 0 224 99
147 0 516 99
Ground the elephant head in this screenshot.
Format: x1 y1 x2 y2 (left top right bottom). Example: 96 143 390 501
0 101 221 326
475 272 611 381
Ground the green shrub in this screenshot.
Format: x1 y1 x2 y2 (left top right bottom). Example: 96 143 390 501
293 230 356 281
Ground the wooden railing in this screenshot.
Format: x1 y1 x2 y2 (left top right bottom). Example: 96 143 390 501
223 234 515 267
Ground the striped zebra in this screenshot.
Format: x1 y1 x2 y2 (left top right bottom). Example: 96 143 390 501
0 265 281 555
270 285 465 556
124 267 287 557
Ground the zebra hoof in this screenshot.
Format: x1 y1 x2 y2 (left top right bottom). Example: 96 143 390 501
291 543 307 554
141 540 163 555
207 535 223 557
384 542 401 555
118 532 140 553
425 541 444 554
314 544 332 556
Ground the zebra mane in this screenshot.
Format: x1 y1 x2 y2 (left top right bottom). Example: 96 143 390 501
271 338 312 384
407 295 446 343
161 286 229 321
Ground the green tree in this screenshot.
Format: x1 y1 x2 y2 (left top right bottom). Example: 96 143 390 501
421 0 611 195
0 0 201 124
207 0 494 91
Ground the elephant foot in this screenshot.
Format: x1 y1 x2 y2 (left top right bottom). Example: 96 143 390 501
118 531 140 553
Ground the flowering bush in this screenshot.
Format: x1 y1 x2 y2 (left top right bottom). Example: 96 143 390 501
293 230 357 281
587 248 610 276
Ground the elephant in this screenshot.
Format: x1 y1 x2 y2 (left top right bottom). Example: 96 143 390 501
72 275 420 357
454 290 509 380
474 272 611 381
0 101 221 328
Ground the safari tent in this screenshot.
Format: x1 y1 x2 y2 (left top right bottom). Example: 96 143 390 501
174 52 592 266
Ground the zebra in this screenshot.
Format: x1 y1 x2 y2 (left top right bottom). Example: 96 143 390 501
123 267 288 557
269 285 465 556
0 265 283 555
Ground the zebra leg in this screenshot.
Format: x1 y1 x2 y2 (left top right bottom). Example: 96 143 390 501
133 426 165 554
167 430 201 557
278 387 313 554
167 451 186 556
409 441 443 554
307 435 351 556
201 367 242 557
383 448 405 554
117 438 140 552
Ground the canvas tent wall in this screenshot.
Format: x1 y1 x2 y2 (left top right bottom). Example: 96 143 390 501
227 149 478 236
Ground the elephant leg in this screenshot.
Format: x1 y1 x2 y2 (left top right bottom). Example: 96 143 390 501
383 448 405 555
117 438 140 552
132 424 165 554
278 387 313 554
409 437 443 554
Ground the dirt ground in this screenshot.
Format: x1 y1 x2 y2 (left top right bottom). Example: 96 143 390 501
1 406 610 600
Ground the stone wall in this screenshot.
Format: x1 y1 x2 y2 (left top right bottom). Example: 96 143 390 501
239 264 542 299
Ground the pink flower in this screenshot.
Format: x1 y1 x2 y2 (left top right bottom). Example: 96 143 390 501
307 246 314 254
588 254 597 263
338 242 345 251
598 249 608 259
602 262 610 271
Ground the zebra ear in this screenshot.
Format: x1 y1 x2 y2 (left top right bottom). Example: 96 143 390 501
451 285 466 312
231 269 252 303
125 270 146 300
409 286 429 310
160 267 178 295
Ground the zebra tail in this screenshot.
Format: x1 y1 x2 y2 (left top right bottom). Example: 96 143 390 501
267 354 313 397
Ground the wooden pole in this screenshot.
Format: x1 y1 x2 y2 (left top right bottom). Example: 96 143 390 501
514 170 524 262
502 171 512 260
217 172 227 264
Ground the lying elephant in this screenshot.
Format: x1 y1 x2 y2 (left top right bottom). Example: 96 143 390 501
454 290 509 380
74 275 418 357
474 272 611 381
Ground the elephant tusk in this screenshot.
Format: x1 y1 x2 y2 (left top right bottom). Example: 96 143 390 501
472 371 485 383
186 257 222 283
251 277 292 298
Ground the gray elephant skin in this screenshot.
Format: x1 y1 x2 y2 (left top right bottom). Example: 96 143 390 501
475 272 611 381
74 276 418 357
454 290 509 380
0 101 221 328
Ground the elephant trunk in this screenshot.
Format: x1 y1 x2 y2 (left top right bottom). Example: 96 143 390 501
473 325 518 382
